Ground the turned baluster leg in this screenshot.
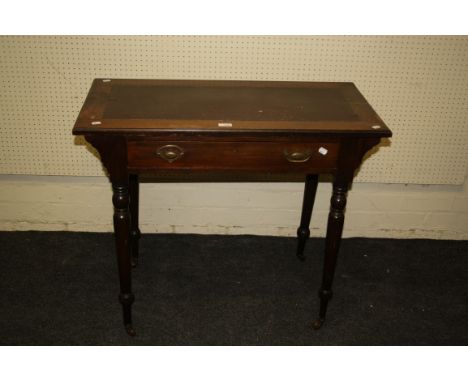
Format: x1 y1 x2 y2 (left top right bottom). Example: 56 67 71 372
112 181 136 336
129 174 141 268
296 174 319 261
313 179 349 329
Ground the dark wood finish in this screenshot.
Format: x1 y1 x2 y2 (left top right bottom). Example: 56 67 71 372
73 79 392 335
127 140 339 173
296 174 319 261
113 181 135 336
74 79 391 138
313 180 349 329
129 174 140 268
85 135 135 336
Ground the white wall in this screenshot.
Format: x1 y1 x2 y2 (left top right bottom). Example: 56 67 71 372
1 175 467 240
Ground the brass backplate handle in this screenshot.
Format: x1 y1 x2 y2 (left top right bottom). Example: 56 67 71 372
156 144 185 163
283 148 312 163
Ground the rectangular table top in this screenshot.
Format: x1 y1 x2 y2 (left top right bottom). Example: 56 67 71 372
73 79 391 138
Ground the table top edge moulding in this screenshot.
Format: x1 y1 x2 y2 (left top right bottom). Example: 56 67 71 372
72 78 392 139
72 78 392 336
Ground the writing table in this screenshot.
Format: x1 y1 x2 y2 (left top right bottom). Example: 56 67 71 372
73 79 392 336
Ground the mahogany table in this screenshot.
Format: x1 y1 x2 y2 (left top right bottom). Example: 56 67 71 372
73 79 392 336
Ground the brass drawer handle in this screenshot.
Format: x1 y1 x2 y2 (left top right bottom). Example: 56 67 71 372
156 144 185 163
283 148 312 163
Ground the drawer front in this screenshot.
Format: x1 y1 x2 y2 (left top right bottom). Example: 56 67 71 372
127 140 339 173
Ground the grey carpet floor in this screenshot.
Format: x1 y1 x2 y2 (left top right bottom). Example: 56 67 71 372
0 231 467 345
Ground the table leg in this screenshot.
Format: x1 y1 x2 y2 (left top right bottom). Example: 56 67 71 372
112 181 136 336
313 179 349 329
296 174 319 261
129 174 141 268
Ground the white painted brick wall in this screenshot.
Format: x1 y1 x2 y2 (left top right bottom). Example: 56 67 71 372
0 175 467 239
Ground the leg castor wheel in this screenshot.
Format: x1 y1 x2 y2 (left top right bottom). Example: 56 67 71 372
125 324 136 336
312 318 324 330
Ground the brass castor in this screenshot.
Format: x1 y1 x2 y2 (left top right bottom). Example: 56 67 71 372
312 318 324 330
125 324 136 336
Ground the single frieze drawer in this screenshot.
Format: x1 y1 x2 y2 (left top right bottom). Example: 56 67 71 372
127 140 340 173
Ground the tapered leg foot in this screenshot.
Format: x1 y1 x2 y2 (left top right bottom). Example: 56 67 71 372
314 179 348 328
119 292 135 336
312 289 333 329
